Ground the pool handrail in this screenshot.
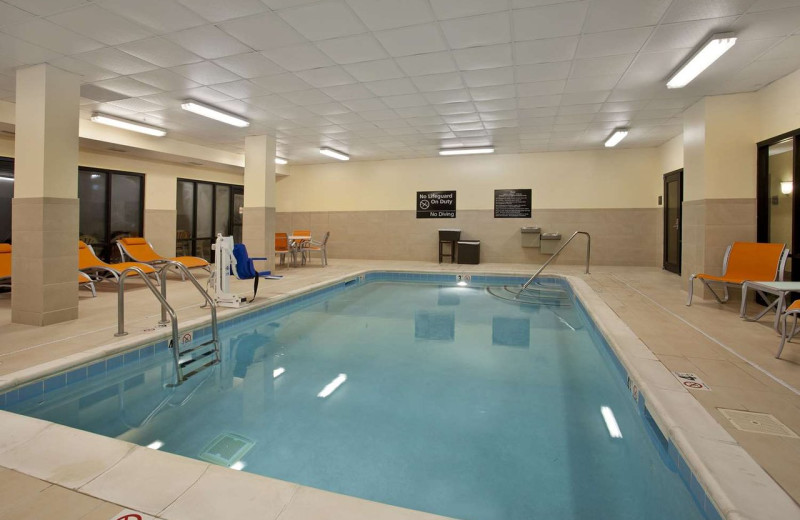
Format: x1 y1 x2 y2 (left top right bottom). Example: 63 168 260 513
115 266 179 354
520 231 591 292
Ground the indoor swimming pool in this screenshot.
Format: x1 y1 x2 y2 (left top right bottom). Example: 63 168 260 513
1 275 710 520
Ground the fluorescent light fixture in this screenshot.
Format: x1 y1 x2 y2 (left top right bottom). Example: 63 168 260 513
781 181 793 195
457 281 468 287
0 177 13 182
439 147 494 156
667 33 737 89
601 406 623 439
275 157 288 165
181 100 249 127
318 373 347 398
147 440 164 450
319 147 349 161
230 461 246 471
91 113 166 137
604 128 629 148
273 367 285 378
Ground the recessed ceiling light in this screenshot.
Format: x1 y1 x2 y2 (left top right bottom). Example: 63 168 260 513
666 33 737 89
181 100 249 127
91 113 166 137
275 157 288 165
604 128 629 148
439 147 494 156
320 147 349 161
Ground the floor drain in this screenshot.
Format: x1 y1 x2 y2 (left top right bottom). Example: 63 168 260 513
717 409 799 438
199 432 255 466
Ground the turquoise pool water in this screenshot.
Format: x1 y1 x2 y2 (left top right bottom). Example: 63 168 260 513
3 277 709 520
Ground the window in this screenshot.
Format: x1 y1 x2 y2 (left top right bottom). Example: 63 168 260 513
176 179 243 261
0 157 13 243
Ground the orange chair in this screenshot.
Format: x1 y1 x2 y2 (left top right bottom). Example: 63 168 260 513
79 240 157 285
687 242 788 306
0 243 97 296
275 233 290 266
116 237 210 277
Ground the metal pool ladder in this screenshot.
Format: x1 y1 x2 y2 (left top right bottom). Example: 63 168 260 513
520 231 591 292
115 261 220 386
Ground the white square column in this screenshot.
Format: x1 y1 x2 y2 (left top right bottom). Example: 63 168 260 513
242 135 276 271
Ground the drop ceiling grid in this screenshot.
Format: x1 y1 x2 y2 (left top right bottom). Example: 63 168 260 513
0 0 797 162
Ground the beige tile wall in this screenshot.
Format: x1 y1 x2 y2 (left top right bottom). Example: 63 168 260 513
277 208 661 266
144 209 177 258
11 197 79 325
243 206 276 270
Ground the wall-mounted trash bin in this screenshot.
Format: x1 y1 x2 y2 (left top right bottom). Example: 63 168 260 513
438 229 461 263
457 240 480 264
540 233 562 254
521 226 541 248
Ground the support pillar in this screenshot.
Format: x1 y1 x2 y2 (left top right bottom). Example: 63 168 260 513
12 64 80 325
144 173 177 257
242 135 276 271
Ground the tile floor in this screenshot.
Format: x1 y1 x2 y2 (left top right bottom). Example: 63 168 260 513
0 259 799 519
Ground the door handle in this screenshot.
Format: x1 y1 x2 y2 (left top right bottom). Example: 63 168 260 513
673 218 680 230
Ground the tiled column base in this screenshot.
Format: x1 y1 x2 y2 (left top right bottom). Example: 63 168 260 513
11 197 79 326
243 206 276 271
144 209 177 258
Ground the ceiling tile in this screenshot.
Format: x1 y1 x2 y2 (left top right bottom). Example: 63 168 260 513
343 59 405 81
454 44 513 70
583 0 671 33
219 12 305 50
108 97 166 112
561 90 610 104
0 2 37 30
321 83 375 100
513 2 590 40
436 102 476 115
395 105 439 117
412 72 464 92
643 18 737 53
132 69 202 91
517 79 566 96
424 89 471 104
564 74 620 92
431 0 509 19
213 53 285 79
118 37 203 68
316 35 389 65
396 51 458 76
470 84 516 100
345 0 434 30
364 77 417 96
173 62 241 85
462 67 515 87
441 12 512 49
570 54 635 78
375 24 449 57
278 1 367 41
245 94 296 110
731 7 800 40
516 61 572 82
5 0 88 16
47 5 153 46
251 72 312 93
176 0 268 22
262 44 335 72
662 0 756 23
306 102 350 115
4 18 103 55
282 88 335 105
93 77 162 97
575 27 653 58
381 93 428 108
49 56 119 82
74 47 159 75
209 79 271 99
514 37 579 64
558 103 602 114
99 0 206 33
166 25 251 59
759 34 800 60
295 66 357 87
616 48 687 89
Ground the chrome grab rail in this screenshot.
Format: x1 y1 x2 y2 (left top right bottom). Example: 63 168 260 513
520 231 591 291
115 267 179 356
157 260 219 346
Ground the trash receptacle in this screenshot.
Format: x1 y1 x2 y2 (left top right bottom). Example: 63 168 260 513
457 240 480 264
521 226 541 247
540 233 562 254
438 229 461 263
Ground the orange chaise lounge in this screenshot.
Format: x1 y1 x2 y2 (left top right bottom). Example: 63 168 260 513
116 237 210 277
78 240 157 285
686 241 788 306
0 243 97 296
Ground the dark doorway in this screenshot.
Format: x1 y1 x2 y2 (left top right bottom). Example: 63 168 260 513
663 169 683 274
176 178 243 261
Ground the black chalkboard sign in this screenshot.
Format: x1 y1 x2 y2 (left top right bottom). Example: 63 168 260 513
417 191 456 218
494 189 531 218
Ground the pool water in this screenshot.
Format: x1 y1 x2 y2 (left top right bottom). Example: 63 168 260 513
6 280 707 520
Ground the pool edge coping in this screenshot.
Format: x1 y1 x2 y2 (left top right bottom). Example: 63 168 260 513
0 269 796 520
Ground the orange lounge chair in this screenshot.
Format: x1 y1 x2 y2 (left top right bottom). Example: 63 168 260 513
116 237 210 277
687 241 788 306
275 232 290 266
79 240 157 284
0 243 96 296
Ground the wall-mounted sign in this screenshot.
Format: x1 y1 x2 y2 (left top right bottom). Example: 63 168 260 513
494 189 531 218
417 191 456 218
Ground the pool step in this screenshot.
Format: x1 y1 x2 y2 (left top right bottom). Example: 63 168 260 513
486 284 572 307
175 339 220 383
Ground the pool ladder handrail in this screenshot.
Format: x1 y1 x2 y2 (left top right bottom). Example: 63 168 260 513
520 231 591 292
115 261 220 386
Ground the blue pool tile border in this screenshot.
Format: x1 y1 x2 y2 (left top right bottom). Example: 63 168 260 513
0 270 721 520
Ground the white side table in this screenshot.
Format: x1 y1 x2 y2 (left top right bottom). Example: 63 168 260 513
740 281 800 332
